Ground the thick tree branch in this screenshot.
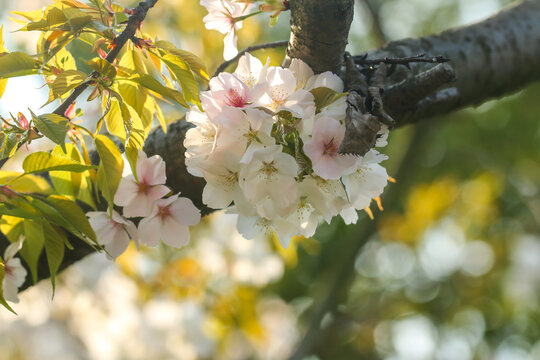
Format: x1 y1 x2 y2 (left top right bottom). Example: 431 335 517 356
284 0 355 73
369 0 540 125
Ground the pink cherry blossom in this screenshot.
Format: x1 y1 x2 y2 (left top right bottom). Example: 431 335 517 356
202 73 255 118
138 194 201 248
87 211 139 260
114 150 170 217
303 117 357 180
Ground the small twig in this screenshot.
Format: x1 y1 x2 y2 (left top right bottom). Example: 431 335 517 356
52 0 160 117
383 63 456 117
213 40 289 77
354 53 449 67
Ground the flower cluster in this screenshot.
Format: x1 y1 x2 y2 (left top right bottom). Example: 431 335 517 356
88 151 201 259
185 53 390 248
201 0 257 60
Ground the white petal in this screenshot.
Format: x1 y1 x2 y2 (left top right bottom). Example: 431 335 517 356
160 219 191 248
169 196 201 226
138 216 162 247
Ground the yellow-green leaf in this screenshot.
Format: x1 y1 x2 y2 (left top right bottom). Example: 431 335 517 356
49 144 83 198
87 57 116 79
0 171 52 194
95 135 124 210
0 261 17 314
155 40 209 81
46 195 96 243
30 112 71 151
22 151 96 174
43 223 65 294
161 53 200 106
21 220 45 283
0 133 19 161
127 74 188 107
0 52 36 79
51 69 87 99
310 87 347 112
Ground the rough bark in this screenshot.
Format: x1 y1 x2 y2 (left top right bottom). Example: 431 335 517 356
7 0 540 294
375 0 540 124
284 0 354 73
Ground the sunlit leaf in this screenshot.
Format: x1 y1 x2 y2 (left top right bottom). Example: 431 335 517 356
127 74 188 107
51 69 87 99
0 171 52 194
0 52 36 79
49 144 83 198
46 195 97 243
21 220 45 283
155 40 209 80
94 135 123 210
43 223 65 294
0 133 19 161
87 57 117 79
22 151 96 174
160 53 200 106
30 112 71 152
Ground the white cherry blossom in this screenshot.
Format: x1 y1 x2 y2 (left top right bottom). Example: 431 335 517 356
303 116 357 179
289 58 314 89
305 71 344 92
114 150 170 217
239 145 299 219
233 53 269 89
201 0 256 60
342 150 389 210
256 67 315 118
87 211 138 260
138 194 201 248
184 107 219 176
2 236 27 303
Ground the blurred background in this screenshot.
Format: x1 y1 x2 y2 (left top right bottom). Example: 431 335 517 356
1 0 540 359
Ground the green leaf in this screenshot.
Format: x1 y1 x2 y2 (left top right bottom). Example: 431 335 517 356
94 135 124 210
21 220 45 283
0 171 52 194
46 195 96 243
0 133 19 161
22 151 96 174
0 203 42 221
155 40 209 81
30 112 71 152
49 144 83 198
160 53 200 106
0 52 36 79
0 261 17 314
310 87 347 112
51 69 87 99
43 223 65 295
0 26 7 99
87 57 117 79
127 74 188 107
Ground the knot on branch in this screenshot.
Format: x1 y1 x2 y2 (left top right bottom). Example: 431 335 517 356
339 52 457 156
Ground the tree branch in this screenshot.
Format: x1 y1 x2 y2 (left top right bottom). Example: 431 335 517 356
369 0 540 125
53 0 160 116
213 40 289 77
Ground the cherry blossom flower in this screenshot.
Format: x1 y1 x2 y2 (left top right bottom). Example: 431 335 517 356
87 211 139 259
303 117 357 180
256 67 315 118
2 236 27 303
289 58 314 89
203 73 254 113
342 150 389 210
233 53 269 89
239 145 299 219
184 107 220 176
114 150 170 217
138 194 201 248
201 0 256 60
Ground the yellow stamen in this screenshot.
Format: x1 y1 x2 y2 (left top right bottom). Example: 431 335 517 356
375 197 384 211
388 176 397 183
364 206 374 220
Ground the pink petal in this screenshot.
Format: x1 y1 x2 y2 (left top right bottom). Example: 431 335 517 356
169 197 201 226
138 216 162 247
113 176 138 206
160 219 191 248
